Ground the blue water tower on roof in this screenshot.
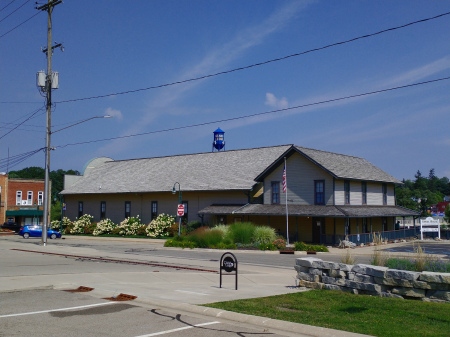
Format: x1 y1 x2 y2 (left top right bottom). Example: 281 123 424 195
212 128 225 152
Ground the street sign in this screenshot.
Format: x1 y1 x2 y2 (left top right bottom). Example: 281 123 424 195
177 204 185 216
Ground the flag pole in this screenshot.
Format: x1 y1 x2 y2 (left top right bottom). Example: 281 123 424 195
283 157 289 246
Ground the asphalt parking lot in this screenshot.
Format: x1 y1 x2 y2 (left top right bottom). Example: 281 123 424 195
0 289 289 337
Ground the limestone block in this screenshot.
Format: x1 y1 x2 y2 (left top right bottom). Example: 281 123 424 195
323 284 343 291
338 263 353 272
343 280 382 293
294 265 310 273
315 260 341 270
426 290 450 301
419 272 450 285
298 279 324 290
297 271 321 283
296 257 322 268
309 268 323 276
354 273 374 283
352 264 388 278
374 277 413 288
380 292 404 299
412 280 432 290
347 272 355 280
328 269 347 278
386 269 420 281
391 287 425 298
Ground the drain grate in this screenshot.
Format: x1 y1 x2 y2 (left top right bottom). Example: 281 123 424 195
64 286 94 293
103 293 137 301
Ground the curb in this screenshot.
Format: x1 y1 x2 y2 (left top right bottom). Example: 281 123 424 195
133 297 373 337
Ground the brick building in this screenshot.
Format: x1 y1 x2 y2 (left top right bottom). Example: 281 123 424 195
0 173 50 226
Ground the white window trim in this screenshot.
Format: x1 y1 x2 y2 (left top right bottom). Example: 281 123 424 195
16 191 22 205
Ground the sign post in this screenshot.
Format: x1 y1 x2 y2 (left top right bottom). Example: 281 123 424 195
220 252 238 290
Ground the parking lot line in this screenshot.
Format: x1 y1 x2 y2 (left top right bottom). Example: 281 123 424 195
0 302 117 318
134 321 220 337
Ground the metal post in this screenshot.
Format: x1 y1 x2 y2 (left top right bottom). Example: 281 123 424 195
59 194 63 233
172 182 182 236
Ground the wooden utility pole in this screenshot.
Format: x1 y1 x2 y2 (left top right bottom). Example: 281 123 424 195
37 0 62 246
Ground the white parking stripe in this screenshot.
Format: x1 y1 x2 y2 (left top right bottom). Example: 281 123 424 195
0 302 117 318
135 321 220 337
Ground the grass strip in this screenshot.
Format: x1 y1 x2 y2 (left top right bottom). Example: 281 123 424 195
204 290 450 337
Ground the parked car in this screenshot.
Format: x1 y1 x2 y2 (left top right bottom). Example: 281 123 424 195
19 225 62 239
1 222 21 233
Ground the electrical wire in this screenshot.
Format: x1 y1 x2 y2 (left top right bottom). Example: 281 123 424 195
0 105 45 140
53 75 450 149
0 10 40 39
51 11 450 104
0 0 31 24
0 0 18 13
0 147 44 171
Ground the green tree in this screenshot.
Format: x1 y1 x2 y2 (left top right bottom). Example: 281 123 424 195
445 204 450 225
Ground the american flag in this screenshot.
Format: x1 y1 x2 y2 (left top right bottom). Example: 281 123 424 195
282 163 287 193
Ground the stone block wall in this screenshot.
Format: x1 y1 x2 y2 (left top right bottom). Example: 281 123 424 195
295 257 450 303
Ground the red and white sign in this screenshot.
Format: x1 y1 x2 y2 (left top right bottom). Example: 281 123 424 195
177 204 185 216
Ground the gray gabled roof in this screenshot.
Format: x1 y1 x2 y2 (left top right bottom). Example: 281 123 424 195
255 146 402 184
62 144 402 195
62 145 291 195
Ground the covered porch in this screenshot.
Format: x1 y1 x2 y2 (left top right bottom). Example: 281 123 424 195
198 204 420 245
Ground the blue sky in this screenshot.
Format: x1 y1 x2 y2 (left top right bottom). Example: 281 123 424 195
1 0 450 181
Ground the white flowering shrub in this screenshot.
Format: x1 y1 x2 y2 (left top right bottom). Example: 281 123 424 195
93 218 116 236
70 214 93 234
145 213 175 237
113 216 143 236
50 217 72 231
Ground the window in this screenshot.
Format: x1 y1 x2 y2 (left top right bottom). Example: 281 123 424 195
100 201 106 220
314 180 325 205
125 201 131 218
382 184 387 205
344 180 350 205
16 191 22 205
271 182 280 204
27 191 33 205
151 201 158 220
361 182 367 205
38 191 44 206
182 201 188 222
78 202 83 218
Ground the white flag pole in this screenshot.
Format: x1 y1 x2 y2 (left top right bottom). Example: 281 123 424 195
284 157 289 246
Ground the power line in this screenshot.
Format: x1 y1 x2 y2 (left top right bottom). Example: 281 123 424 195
0 0 18 13
0 0 31 24
53 75 450 149
0 147 44 171
0 105 45 140
51 10 450 104
0 10 40 39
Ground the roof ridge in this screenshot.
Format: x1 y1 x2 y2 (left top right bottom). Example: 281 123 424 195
110 144 294 163
295 145 365 160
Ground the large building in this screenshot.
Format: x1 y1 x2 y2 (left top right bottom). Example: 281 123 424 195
61 144 419 244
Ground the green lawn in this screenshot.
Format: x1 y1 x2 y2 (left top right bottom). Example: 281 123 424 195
204 290 450 337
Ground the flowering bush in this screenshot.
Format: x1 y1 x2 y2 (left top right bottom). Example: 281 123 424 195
93 218 116 235
272 238 287 250
50 217 72 231
70 214 93 234
146 213 175 237
113 216 143 236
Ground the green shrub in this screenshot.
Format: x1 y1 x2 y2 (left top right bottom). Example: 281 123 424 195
188 227 224 248
186 220 203 234
228 222 255 244
164 239 197 249
93 218 116 235
146 213 175 237
272 238 287 250
252 226 276 244
212 225 229 238
294 242 329 252
259 242 277 251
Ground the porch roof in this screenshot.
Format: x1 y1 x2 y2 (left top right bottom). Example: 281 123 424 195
198 204 419 218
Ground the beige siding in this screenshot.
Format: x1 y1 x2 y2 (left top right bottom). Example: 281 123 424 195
263 153 334 205
367 182 381 205
335 180 344 205
64 190 247 225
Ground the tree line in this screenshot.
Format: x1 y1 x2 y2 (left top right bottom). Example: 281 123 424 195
396 169 450 216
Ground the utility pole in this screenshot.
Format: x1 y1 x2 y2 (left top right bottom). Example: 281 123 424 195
37 0 62 246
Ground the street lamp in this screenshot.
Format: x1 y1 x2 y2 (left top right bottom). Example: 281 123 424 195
41 115 112 246
172 182 182 236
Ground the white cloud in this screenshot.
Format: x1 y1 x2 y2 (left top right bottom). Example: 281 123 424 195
265 93 289 109
104 107 123 121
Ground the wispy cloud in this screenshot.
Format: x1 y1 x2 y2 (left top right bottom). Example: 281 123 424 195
98 1 314 156
265 93 289 109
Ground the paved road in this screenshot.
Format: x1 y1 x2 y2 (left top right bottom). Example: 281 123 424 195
0 289 288 337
